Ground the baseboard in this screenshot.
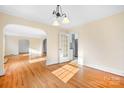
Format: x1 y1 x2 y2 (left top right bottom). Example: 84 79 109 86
84 63 124 77
46 59 59 65
0 70 5 76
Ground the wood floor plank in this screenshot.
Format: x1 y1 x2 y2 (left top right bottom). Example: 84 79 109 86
0 55 124 88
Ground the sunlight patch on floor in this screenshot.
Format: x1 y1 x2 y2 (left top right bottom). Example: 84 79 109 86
19 54 29 56
29 57 46 63
52 61 79 83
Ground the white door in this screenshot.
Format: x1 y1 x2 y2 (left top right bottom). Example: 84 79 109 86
59 32 70 63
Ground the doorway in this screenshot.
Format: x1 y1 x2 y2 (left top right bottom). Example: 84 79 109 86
19 40 29 54
43 39 47 56
59 32 70 63
59 32 78 63
4 24 47 63
71 33 78 60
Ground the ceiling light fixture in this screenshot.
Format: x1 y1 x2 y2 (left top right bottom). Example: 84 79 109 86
52 5 70 26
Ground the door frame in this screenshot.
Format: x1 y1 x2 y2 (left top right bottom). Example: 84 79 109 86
58 32 70 63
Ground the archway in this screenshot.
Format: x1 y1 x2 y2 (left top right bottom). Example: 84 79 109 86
3 24 47 74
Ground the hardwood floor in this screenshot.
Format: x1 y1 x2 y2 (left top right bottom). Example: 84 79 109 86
0 54 124 88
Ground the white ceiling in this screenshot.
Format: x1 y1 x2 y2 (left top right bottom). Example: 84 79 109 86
5 24 47 38
0 5 124 29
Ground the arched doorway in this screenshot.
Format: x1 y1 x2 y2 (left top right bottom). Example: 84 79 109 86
3 24 47 73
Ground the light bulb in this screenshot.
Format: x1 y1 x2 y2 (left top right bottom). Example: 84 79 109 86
63 17 70 24
52 20 60 26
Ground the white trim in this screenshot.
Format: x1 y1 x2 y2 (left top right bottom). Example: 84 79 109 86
46 59 58 65
84 63 124 77
59 32 70 63
0 70 5 76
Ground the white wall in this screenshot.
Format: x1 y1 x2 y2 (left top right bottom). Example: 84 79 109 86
5 35 44 58
0 12 67 76
5 35 19 55
19 40 29 54
70 12 124 76
29 37 44 58
46 29 59 65
0 20 5 76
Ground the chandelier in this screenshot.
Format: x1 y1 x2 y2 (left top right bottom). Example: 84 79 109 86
52 5 70 26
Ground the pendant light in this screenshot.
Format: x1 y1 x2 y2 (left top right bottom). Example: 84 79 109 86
52 5 70 26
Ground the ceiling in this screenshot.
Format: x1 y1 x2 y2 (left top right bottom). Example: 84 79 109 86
0 5 124 29
5 24 47 38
